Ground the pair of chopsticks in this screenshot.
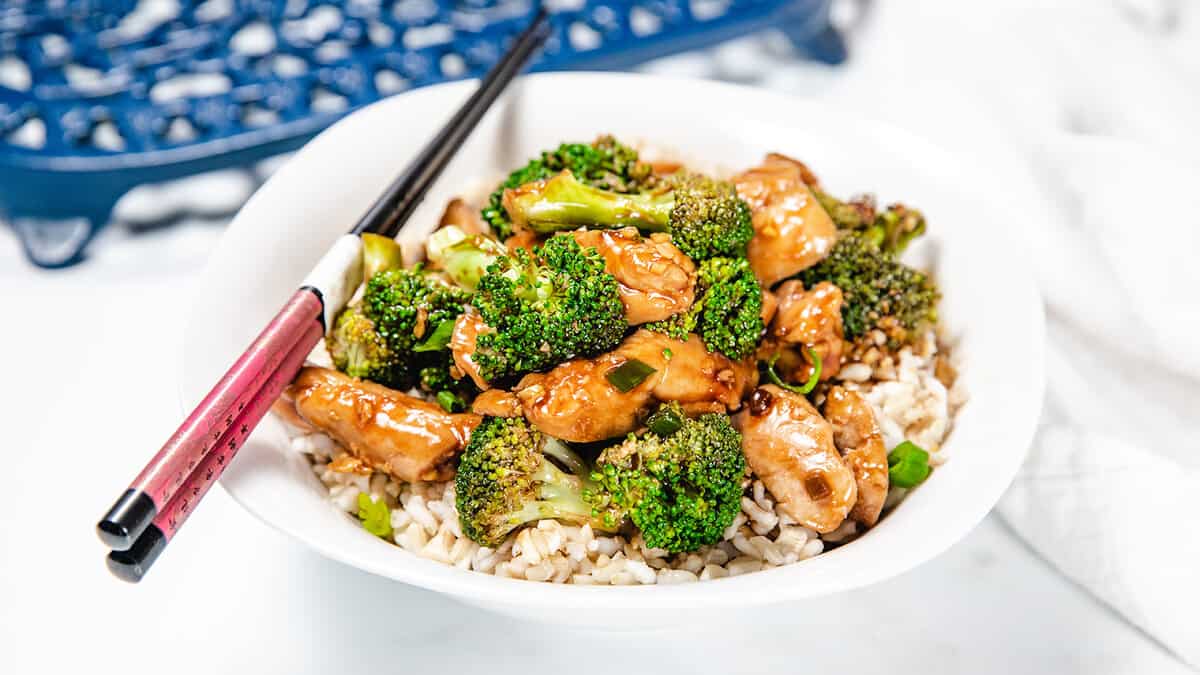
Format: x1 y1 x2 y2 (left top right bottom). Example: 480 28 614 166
98 10 553 582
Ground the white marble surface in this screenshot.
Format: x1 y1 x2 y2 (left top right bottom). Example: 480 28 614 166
1 1 1196 672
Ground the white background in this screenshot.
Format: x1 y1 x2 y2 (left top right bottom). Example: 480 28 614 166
1 1 1195 673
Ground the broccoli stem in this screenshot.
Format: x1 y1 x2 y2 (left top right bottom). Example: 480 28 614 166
425 225 506 290
509 456 596 526
361 233 405 283
505 171 674 235
542 438 590 478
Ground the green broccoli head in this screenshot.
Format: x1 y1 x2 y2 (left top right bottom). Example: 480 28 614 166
871 203 926 255
662 173 754 262
816 189 926 255
815 189 874 230
325 305 402 384
501 170 752 262
363 267 469 356
482 136 655 240
455 416 606 547
590 403 746 553
645 256 763 361
795 232 939 342
693 256 763 360
470 235 626 383
327 268 469 392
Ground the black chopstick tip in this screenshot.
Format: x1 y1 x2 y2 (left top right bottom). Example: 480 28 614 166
106 525 167 584
97 489 157 551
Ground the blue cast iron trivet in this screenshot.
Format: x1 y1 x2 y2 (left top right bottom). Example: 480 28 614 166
0 0 843 268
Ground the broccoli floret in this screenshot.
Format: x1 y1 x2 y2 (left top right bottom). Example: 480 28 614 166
816 189 926 255
470 235 626 383
589 404 746 553
325 305 402 384
364 267 469 357
692 257 763 360
645 257 763 360
871 203 926 254
502 171 753 262
815 189 875 230
482 136 655 240
456 416 609 547
795 232 939 342
327 267 470 393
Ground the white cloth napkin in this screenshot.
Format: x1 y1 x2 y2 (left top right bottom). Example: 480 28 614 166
803 0 1200 665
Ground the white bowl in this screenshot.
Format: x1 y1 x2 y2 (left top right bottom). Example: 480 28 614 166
180 72 1044 627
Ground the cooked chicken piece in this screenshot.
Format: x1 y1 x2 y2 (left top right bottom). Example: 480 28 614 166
271 395 313 432
648 159 684 175
449 310 491 390
760 287 779 326
621 330 756 412
771 280 845 381
515 349 657 443
734 153 837 287
733 385 857 533
504 228 539 253
514 329 755 442
288 367 481 482
470 389 522 417
438 197 487 235
571 228 696 325
822 386 889 527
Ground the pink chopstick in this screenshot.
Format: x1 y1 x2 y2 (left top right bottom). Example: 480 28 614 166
106 320 324 582
97 288 325 550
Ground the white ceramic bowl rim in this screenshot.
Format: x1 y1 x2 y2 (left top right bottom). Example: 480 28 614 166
182 72 1045 612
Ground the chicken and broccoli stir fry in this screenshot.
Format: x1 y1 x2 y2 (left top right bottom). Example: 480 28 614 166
285 136 945 563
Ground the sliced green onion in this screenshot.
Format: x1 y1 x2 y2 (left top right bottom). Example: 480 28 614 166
436 390 466 413
887 440 929 466
888 458 931 488
356 493 393 538
662 348 673 360
413 319 456 353
361 233 405 283
645 406 683 437
606 358 657 392
887 441 931 488
764 347 822 395
799 347 822 392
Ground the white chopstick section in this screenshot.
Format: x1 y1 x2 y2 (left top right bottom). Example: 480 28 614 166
301 233 364 330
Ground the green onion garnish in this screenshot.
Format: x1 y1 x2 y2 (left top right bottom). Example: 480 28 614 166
414 319 456 353
356 493 393 539
606 358 657 392
645 406 683 437
436 390 466 413
887 440 932 488
764 347 822 395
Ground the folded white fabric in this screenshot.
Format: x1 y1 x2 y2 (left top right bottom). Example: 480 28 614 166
741 0 1200 665
998 137 1200 666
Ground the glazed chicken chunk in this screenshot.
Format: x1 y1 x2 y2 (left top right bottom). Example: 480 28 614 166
571 227 697 325
513 329 756 443
449 309 492 390
288 367 481 482
733 385 857 533
734 153 837 287
770 279 845 381
823 386 890 527
437 197 488 236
